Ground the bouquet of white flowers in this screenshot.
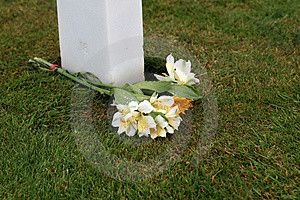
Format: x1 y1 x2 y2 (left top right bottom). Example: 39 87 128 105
30 54 200 139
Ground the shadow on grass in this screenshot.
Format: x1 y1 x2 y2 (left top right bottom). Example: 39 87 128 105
69 36 218 182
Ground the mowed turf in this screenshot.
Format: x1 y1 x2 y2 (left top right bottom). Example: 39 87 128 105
0 0 299 199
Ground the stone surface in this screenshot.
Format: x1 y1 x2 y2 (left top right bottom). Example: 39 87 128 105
57 0 144 86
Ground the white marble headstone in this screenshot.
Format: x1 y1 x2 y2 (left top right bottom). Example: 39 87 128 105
57 0 144 86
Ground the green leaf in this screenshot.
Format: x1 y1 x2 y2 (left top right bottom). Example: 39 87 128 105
134 94 151 102
122 83 143 95
113 88 138 105
168 84 201 100
149 111 168 122
133 81 172 93
72 71 102 84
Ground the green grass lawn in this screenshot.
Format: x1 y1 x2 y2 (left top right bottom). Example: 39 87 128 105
1 0 299 199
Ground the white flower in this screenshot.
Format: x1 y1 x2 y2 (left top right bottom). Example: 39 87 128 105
112 97 183 139
154 74 175 82
154 54 177 82
166 54 175 79
128 101 139 112
138 100 155 114
156 96 174 107
150 94 174 107
138 115 156 137
150 93 158 104
174 59 199 85
165 106 182 131
112 100 157 137
155 115 169 128
135 100 156 137
150 115 168 139
149 95 182 138
154 54 199 85
116 101 138 115
112 103 139 136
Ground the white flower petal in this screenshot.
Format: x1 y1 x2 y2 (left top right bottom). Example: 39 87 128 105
138 115 155 137
157 96 174 107
166 106 179 118
156 109 167 114
166 56 175 79
172 116 182 130
155 115 168 128
138 100 155 114
131 111 140 119
166 54 174 64
175 69 189 84
139 129 150 137
145 116 156 129
166 125 174 134
128 101 139 112
117 104 129 114
150 93 158 104
185 60 192 74
150 130 158 139
126 124 137 136
185 79 197 85
112 112 123 127
124 112 133 121
184 72 199 84
154 74 175 82
174 59 185 74
157 126 167 137
118 123 127 134
172 58 198 85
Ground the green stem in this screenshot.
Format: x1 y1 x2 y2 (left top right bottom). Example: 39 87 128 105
32 57 114 96
84 79 119 89
34 57 53 67
56 68 113 96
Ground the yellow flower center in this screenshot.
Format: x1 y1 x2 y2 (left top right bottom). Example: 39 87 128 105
138 115 148 132
173 96 193 115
